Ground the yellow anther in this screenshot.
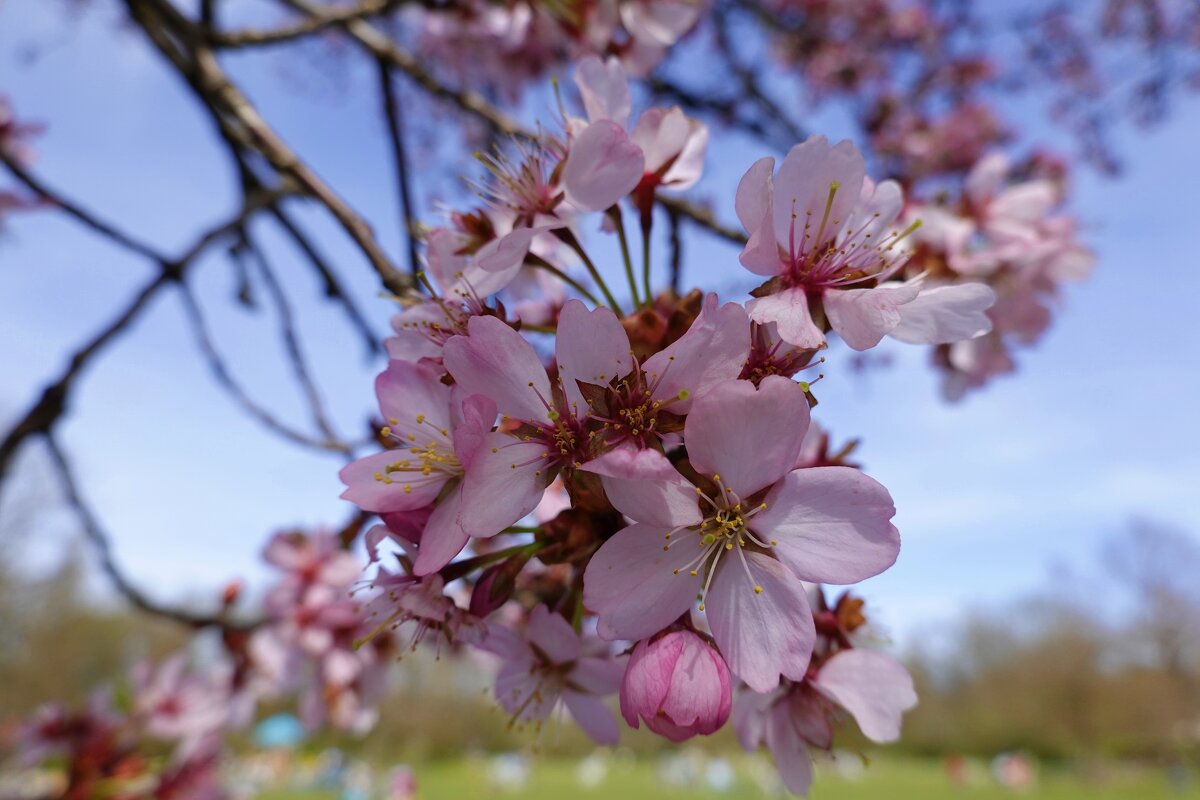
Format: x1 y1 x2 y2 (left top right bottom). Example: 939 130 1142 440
754 586 764 595
492 447 498 453
403 484 412 494
689 570 699 577
677 389 690 401
415 414 425 424
380 426 392 438
388 417 399 426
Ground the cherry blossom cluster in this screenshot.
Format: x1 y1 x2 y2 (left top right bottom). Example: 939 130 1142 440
403 0 703 99
12 656 243 800
332 56 998 793
905 152 1094 399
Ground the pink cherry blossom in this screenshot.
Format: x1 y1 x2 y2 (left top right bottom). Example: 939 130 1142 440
480 605 624 743
620 629 732 741
734 649 917 795
582 377 899 691
736 135 994 351
340 360 498 574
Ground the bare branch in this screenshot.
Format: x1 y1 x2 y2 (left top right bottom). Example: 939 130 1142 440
44 433 257 631
238 233 347 451
1 149 169 264
0 189 286 484
268 204 383 356
177 279 352 455
376 57 422 276
212 0 404 48
124 0 414 297
667 205 684 293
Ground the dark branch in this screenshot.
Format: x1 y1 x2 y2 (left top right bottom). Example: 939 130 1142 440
1 149 169 263
0 189 286 484
376 57 422 276
124 0 414 297
177 279 352 455
45 433 257 631
239 233 347 451
212 0 405 48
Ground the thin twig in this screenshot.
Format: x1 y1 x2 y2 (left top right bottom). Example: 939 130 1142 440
239 234 346 451
212 0 403 48
0 192 282 484
376 57 422 276
44 433 258 631
1 150 168 263
268 204 383 356
668 205 684 293
177 280 352 455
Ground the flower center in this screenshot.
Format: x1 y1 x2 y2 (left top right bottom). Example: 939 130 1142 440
779 182 918 290
374 415 461 494
660 474 778 611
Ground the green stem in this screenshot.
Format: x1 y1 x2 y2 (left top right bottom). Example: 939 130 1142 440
525 253 603 308
555 228 623 316
440 539 545 583
640 213 654 309
607 205 641 307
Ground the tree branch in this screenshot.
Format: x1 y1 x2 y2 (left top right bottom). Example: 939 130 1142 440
124 0 414 297
376 56 422 276
212 0 405 48
176 279 352 455
43 434 254 630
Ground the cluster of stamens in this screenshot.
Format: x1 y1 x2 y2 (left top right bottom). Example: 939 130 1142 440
781 182 920 290
474 133 565 218
373 413 461 493
588 355 689 448
662 474 778 611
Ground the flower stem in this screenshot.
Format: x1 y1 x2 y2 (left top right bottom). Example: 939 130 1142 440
525 253 602 308
607 205 641 307
440 539 546 583
640 211 654 309
554 228 623 316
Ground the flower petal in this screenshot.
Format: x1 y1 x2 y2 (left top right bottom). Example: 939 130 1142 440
575 55 631 126
747 289 825 350
643 293 750 413
339 449 447 512
443 315 552 424
684 377 810 499
889 282 996 344
765 700 815 796
564 691 620 745
772 136 865 251
555 299 633 415
526 604 582 665
705 551 814 693
583 523 701 642
754 466 899 585
412 484 470 576
581 446 702 529
375 360 453 443
823 283 921 351
564 121 645 211
812 649 917 743
457 433 550 537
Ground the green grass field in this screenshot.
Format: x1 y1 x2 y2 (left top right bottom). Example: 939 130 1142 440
256 755 1199 799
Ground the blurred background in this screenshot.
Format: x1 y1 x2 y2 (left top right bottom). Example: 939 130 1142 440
2 0 1200 798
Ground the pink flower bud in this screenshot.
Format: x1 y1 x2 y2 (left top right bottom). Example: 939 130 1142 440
619 630 732 742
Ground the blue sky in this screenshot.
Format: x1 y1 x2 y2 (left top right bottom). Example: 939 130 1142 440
2 1 1198 646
